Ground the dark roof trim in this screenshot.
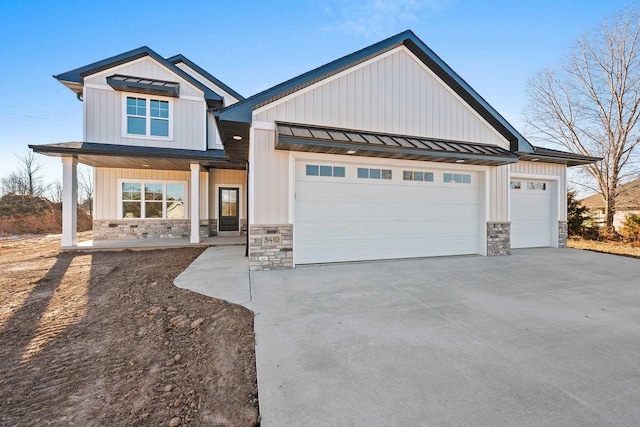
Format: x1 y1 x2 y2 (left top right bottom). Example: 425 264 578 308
30 141 227 161
106 75 180 98
167 54 244 101
54 46 223 108
276 122 519 166
518 146 602 167
219 30 534 153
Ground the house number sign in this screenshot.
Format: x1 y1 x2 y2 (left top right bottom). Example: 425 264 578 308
263 234 281 247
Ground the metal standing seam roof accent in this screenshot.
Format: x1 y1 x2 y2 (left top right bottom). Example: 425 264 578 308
166 54 245 101
275 122 518 166
218 30 533 154
106 74 180 98
53 46 224 107
519 146 602 167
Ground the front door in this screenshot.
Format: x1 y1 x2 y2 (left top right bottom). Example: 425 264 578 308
219 187 239 232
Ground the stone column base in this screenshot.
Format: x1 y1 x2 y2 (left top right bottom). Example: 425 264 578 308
487 222 511 256
249 224 293 271
558 221 568 248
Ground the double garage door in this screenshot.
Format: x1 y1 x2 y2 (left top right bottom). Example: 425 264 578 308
294 160 482 264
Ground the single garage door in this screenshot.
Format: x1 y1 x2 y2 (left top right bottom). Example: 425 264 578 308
294 160 482 264
510 180 553 248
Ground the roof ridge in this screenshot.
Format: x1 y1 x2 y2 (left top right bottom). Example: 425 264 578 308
167 54 244 101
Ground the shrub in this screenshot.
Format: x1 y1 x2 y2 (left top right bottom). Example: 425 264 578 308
567 190 590 236
621 213 640 241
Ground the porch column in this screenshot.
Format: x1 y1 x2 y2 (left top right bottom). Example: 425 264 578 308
190 163 201 244
61 156 78 247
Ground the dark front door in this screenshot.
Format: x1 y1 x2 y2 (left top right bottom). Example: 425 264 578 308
219 187 239 231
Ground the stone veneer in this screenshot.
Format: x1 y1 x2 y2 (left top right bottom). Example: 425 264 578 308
249 224 293 271
208 219 218 236
94 219 210 240
558 220 568 248
487 222 511 256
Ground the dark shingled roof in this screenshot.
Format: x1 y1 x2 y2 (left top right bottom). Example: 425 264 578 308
581 178 640 210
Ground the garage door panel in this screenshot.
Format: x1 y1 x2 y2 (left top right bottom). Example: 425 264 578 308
297 235 479 264
295 162 481 264
510 183 553 249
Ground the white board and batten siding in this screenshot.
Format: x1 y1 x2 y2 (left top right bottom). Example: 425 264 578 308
83 57 206 151
251 128 290 225
94 168 209 220
254 46 510 149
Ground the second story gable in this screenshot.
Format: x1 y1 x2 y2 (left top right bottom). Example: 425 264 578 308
55 47 241 152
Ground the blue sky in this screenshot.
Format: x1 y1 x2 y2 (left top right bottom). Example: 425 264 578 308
0 0 633 188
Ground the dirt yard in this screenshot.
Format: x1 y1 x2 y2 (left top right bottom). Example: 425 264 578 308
0 234 259 426
568 236 640 258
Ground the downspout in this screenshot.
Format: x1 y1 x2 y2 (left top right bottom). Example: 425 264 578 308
245 160 249 257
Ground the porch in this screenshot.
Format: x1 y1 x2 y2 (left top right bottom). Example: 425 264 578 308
70 233 246 251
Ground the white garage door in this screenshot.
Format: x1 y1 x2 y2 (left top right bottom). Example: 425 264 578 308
294 160 482 264
510 180 553 248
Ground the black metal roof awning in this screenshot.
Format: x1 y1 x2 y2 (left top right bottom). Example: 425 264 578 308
106 74 180 98
276 122 519 166
29 142 246 171
518 146 602 167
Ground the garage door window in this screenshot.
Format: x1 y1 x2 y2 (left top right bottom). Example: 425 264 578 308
527 182 547 190
403 171 434 182
510 181 522 189
306 164 345 177
358 168 392 180
444 173 471 184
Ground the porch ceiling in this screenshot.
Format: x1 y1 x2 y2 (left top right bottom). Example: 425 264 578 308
29 142 246 171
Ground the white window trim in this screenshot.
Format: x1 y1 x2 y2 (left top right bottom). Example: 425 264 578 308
117 179 188 220
121 93 174 141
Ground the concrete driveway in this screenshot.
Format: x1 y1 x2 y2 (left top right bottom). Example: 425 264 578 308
246 248 640 426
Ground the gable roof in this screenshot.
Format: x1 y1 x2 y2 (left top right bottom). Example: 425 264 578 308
218 30 534 153
167 54 244 101
581 178 640 210
54 46 224 108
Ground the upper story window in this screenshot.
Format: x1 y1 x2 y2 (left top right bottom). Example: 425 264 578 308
125 96 171 138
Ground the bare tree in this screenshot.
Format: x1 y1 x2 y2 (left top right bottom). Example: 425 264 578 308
524 7 640 229
1 170 29 196
78 167 94 214
1 151 49 197
48 180 63 203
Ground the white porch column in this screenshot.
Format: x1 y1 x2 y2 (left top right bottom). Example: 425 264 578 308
190 163 201 244
61 156 78 247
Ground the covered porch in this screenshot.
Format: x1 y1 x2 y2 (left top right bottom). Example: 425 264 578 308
29 142 248 249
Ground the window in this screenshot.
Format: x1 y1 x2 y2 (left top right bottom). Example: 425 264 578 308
527 181 547 190
444 173 471 184
510 180 522 190
125 96 170 138
403 171 434 182
306 164 345 177
121 181 185 219
357 168 392 180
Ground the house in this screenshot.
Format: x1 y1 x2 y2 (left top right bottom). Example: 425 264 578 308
580 178 640 229
30 30 599 270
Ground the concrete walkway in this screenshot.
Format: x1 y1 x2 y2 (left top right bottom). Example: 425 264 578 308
174 245 251 305
73 235 246 251
176 247 640 426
